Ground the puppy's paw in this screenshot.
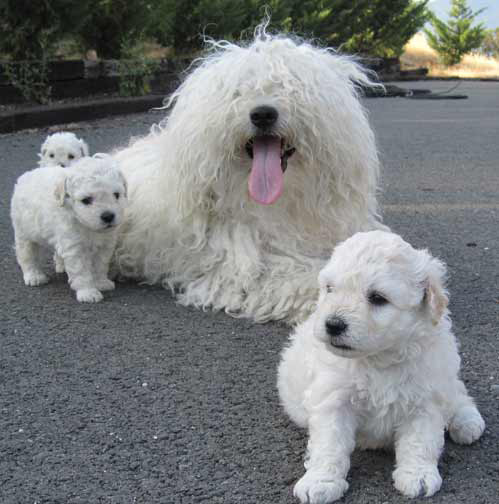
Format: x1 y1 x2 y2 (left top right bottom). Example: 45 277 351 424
24 271 49 286
393 465 442 498
76 288 103 303
96 279 115 291
449 406 485 445
294 472 348 504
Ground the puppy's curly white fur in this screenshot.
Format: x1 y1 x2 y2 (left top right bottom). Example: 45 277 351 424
39 132 89 168
278 231 485 503
11 156 127 302
113 28 386 323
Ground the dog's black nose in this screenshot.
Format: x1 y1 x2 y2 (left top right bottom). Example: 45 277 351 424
250 105 278 129
325 316 348 336
101 211 115 224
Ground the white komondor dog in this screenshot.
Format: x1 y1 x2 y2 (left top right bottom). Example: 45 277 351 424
113 28 385 323
278 231 485 503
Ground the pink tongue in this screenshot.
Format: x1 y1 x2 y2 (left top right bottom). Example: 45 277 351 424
248 136 283 205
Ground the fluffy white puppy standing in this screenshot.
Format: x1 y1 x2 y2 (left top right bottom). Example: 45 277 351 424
113 27 386 323
11 157 127 302
39 132 89 167
278 231 485 503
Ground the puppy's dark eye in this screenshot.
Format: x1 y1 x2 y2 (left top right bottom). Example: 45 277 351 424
114 192 120 200
49 153 54 158
368 291 389 306
325 285 333 293
81 197 93 205
68 154 75 160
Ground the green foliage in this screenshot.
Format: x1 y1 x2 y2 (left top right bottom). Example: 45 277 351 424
271 0 430 57
3 60 52 104
150 0 429 58
117 38 159 97
0 0 433 63
0 0 86 60
0 0 88 102
424 0 487 65
149 0 251 55
75 0 154 59
479 28 499 58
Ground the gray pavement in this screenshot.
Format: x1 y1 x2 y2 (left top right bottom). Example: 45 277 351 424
1 80 498 504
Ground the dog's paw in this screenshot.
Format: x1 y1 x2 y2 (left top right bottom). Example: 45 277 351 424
449 406 485 445
294 472 348 504
24 271 49 286
96 279 115 291
76 288 103 303
393 465 442 498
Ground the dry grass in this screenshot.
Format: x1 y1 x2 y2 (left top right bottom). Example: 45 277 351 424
401 32 499 78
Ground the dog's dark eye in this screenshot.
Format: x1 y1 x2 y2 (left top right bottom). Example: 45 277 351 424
114 192 120 200
81 197 93 205
325 285 333 293
368 291 389 306
49 153 54 158
68 154 74 160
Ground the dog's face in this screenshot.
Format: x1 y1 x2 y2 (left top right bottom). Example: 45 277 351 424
55 157 127 232
168 34 379 209
41 133 89 167
313 231 448 359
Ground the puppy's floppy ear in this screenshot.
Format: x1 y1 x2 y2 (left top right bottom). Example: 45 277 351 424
54 177 68 206
80 140 89 157
422 255 449 325
118 170 128 198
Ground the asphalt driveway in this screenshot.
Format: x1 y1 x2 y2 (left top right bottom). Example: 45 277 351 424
0 80 498 504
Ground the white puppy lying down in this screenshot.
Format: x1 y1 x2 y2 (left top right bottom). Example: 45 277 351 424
278 231 485 503
39 132 89 168
11 156 127 302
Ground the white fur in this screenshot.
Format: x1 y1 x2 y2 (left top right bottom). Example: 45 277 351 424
39 132 89 168
278 231 485 503
113 29 386 323
11 156 127 302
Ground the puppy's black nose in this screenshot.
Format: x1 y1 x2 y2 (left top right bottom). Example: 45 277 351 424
325 316 348 336
250 105 278 129
101 211 115 224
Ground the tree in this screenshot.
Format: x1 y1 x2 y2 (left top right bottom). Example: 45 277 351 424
424 0 487 65
74 0 155 59
150 0 251 55
479 28 499 58
150 0 429 58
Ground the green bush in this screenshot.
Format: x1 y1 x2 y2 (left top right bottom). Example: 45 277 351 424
117 38 159 97
3 60 51 104
0 0 83 60
149 0 250 55
0 0 88 102
149 0 429 58
75 0 155 59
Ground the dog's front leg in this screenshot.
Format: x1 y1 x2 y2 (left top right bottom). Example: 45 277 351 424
393 406 445 498
61 243 103 303
93 238 118 292
294 407 356 504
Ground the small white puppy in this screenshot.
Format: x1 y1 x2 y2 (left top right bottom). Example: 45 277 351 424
11 156 127 302
39 132 89 167
278 231 485 503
